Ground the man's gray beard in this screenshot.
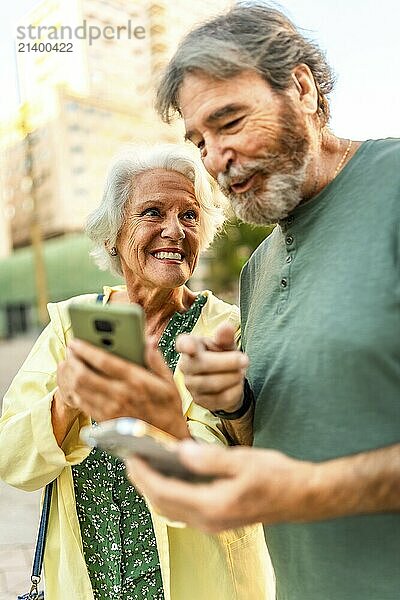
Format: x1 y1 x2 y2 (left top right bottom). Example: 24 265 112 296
218 160 308 226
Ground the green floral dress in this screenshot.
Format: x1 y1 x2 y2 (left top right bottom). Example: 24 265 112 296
72 293 207 600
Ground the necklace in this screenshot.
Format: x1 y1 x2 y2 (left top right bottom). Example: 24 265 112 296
334 139 352 178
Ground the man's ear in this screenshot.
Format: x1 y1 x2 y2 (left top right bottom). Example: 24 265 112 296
291 64 319 116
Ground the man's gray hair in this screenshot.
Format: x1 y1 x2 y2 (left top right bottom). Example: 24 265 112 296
156 2 334 126
86 144 226 277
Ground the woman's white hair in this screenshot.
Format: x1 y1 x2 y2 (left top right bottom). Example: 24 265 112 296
86 143 227 277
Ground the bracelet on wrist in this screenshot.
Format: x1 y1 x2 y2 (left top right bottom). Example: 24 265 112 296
211 379 254 421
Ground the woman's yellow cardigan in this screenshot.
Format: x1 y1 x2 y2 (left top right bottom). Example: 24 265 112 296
0 287 274 600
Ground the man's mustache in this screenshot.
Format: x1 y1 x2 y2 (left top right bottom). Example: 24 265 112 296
217 161 264 192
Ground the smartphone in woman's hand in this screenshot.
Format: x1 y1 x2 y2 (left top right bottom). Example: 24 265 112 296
68 302 145 365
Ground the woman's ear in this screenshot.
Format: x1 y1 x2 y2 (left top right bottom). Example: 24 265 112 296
104 240 118 256
291 64 319 116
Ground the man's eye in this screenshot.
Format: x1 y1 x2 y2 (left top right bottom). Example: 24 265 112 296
222 117 243 130
142 208 160 217
196 140 205 150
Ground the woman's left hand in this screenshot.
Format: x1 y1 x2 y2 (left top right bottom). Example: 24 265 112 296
66 338 190 439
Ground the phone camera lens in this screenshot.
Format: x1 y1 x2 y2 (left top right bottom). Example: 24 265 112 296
94 319 114 333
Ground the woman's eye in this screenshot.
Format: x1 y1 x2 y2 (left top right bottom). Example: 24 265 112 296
142 208 160 217
183 210 198 221
197 140 205 151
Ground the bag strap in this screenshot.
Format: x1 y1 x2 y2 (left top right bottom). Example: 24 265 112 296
27 292 103 598
29 480 53 597
25 292 104 598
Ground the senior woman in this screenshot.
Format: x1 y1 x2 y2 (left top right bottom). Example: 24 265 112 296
0 144 273 600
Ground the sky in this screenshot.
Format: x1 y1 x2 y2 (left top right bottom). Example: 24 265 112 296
1 0 399 139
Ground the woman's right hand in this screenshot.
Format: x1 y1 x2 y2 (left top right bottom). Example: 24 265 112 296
56 349 87 411
54 339 190 440
51 351 85 446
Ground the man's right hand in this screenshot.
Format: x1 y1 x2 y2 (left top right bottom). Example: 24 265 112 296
176 323 248 413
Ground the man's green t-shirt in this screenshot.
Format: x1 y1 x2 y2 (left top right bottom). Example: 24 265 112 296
240 139 400 600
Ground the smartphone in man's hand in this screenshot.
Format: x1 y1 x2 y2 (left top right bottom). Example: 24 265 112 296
81 417 213 483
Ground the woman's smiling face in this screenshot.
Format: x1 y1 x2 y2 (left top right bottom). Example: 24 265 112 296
117 168 201 290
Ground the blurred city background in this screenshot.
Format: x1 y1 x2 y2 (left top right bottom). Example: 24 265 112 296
0 0 399 596
1 0 399 340
1 0 269 342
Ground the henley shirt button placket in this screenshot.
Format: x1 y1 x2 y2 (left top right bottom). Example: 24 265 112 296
286 234 294 246
279 227 295 310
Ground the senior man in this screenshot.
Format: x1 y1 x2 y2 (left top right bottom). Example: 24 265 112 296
128 4 400 600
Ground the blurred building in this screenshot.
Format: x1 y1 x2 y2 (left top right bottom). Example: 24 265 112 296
16 0 152 124
0 0 234 336
16 0 233 126
0 118 16 259
2 0 234 253
148 0 233 78
2 89 177 250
